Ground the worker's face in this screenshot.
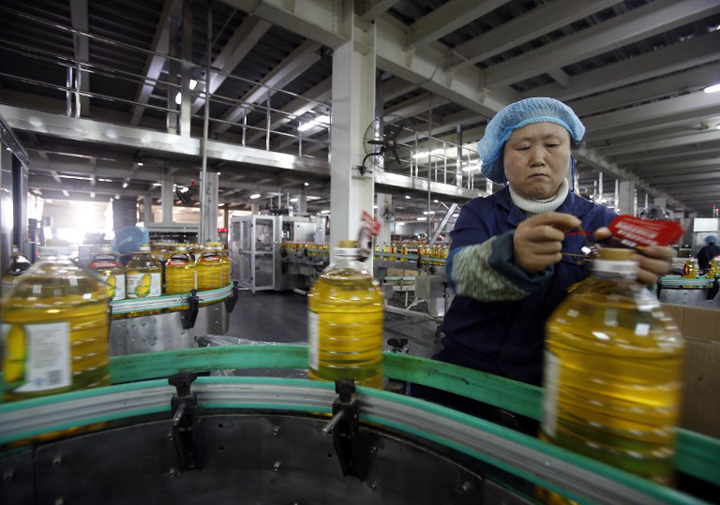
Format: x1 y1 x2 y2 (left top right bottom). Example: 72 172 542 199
503 122 572 200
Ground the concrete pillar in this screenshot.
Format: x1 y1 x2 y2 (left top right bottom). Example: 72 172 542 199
201 171 219 242
143 193 153 227
618 180 636 216
112 197 138 231
251 203 260 214
161 175 174 224
329 12 375 262
179 0 193 137
298 187 307 214
376 193 392 249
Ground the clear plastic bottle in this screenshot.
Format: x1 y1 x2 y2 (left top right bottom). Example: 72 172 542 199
196 242 223 291
307 240 384 389
539 248 684 504
1 243 110 402
164 245 196 294
2 245 32 296
89 245 126 301
126 244 162 298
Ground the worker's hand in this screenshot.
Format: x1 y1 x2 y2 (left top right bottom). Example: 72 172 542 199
594 227 675 285
513 213 581 274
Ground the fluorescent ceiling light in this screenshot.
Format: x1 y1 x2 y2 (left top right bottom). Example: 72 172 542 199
405 195 411 199
412 148 444 160
423 211 435 215
250 194 262 200
320 209 330 214
417 217 427 221
304 182 310 186
122 182 128 189
462 164 482 172
137 162 144 166
373 205 378 209
189 79 197 90
396 222 405 226
290 198 298 203
704 83 720 93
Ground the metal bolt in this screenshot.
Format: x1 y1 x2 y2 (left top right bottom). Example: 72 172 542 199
273 462 281 472
272 426 280 435
167 432 173 441
52 457 62 467
3 471 14 482
168 467 178 478
460 482 471 493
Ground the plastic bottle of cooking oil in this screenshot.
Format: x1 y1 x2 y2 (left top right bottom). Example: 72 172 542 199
1 242 110 402
307 240 384 389
126 244 162 299
539 248 684 504
682 258 699 279
89 245 126 301
2 245 31 296
164 245 196 294
196 242 223 291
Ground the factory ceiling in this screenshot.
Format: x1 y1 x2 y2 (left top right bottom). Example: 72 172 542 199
0 0 719 217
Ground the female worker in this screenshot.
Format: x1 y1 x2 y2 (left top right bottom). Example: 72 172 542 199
412 98 673 426
697 235 720 271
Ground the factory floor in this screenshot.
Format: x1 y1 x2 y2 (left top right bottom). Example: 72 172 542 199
227 290 442 359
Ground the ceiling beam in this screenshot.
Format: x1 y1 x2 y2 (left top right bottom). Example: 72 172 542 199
220 0 346 49
380 77 417 103
359 0 402 21
407 0 511 49
630 158 720 173
211 40 322 135
447 0 625 71
570 62 720 116
130 0 183 126
483 0 720 89
600 129 720 157
527 30 720 102
583 91 720 133
614 145 720 165
191 14 272 114
69 0 90 114
645 172 720 186
384 92 451 120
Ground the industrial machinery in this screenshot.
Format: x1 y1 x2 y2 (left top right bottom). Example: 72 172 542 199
230 214 326 293
0 346 717 504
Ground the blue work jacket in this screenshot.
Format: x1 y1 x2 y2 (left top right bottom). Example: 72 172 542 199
440 187 617 386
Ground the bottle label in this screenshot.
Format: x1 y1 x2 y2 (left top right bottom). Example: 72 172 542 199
127 272 162 298
541 350 561 439
308 310 319 370
114 274 126 300
2 322 72 393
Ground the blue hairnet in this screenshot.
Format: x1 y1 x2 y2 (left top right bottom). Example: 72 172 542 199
477 97 585 184
705 235 718 245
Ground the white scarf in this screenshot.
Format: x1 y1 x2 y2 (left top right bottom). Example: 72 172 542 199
509 178 569 215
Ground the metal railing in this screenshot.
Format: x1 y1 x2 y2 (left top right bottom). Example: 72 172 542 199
0 6 331 161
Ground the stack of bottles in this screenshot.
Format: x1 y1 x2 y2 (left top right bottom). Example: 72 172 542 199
281 242 329 259
539 248 684 504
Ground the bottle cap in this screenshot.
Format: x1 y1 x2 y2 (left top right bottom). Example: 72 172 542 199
597 248 635 261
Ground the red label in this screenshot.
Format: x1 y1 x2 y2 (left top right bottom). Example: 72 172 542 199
361 211 381 236
608 216 684 248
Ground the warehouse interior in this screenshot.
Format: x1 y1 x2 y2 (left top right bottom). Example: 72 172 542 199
1 0 720 503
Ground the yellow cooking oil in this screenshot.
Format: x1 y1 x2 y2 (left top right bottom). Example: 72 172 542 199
196 243 223 291
307 240 384 389
538 248 684 504
89 245 126 302
218 245 232 287
164 245 197 295
1 243 110 405
126 244 163 317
